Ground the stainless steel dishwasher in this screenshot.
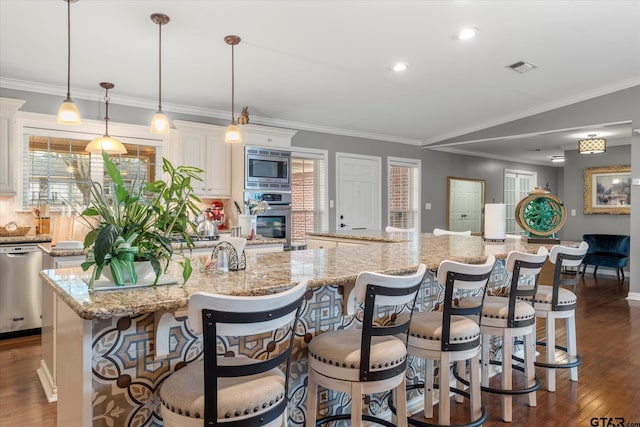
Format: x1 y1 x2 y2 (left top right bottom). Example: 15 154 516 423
0 243 42 337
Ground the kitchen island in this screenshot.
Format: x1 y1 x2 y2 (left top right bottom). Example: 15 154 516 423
39 234 562 427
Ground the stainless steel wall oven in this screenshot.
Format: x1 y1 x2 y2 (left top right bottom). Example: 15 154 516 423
244 191 291 248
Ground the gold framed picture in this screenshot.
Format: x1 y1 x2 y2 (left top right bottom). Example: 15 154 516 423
583 165 631 214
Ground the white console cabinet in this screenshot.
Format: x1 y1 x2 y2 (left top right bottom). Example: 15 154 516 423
173 121 231 198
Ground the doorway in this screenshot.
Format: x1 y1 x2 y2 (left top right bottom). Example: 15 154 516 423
447 177 485 233
336 153 381 231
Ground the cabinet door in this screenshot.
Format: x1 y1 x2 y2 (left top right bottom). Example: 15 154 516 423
205 132 231 198
180 132 208 195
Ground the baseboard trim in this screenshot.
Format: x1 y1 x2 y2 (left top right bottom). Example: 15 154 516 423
36 360 57 403
581 265 631 279
626 292 640 302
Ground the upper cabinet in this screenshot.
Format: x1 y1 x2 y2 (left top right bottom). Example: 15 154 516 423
240 124 297 149
173 121 231 198
0 98 26 195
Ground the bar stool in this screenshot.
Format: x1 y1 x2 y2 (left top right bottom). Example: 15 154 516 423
404 255 495 426
306 264 428 427
433 228 471 236
386 226 417 232
159 281 307 427
470 248 548 422
519 242 588 392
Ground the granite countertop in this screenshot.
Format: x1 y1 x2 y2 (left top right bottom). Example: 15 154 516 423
308 230 415 243
40 234 565 320
39 237 286 257
0 234 52 245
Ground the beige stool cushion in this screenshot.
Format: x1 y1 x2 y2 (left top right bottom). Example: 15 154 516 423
308 328 407 381
459 296 535 328
159 356 285 421
519 284 577 307
408 311 480 348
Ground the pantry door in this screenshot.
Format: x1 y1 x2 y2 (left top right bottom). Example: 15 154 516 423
336 153 381 231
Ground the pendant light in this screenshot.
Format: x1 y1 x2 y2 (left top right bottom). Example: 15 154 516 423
57 0 81 125
224 35 242 143
149 13 170 134
85 82 127 154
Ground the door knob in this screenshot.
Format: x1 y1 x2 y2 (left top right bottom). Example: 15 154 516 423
340 223 348 228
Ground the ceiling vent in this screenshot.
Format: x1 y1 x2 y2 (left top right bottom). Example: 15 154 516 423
507 60 538 74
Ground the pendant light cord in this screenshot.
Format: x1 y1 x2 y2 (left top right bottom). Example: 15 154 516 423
104 89 111 137
158 20 162 111
66 0 71 100
231 43 235 124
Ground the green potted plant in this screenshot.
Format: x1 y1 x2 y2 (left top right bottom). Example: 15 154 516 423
80 151 203 287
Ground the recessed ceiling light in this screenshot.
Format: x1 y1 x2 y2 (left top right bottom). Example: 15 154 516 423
391 63 409 72
456 27 478 40
550 155 565 163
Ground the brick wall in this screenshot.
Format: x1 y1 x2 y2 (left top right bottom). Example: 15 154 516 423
291 170 315 243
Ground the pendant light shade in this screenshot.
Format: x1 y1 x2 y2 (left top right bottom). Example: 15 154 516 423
150 13 170 134
57 0 81 125
578 134 606 154
86 82 127 155
224 35 242 143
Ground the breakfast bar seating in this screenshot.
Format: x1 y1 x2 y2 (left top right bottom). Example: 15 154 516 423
37 233 576 427
520 242 589 392
473 248 548 422
306 264 428 427
404 256 495 427
159 281 307 427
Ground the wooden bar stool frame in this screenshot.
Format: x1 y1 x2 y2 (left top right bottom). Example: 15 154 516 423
306 264 428 427
398 256 496 427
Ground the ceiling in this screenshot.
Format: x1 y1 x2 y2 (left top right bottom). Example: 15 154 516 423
1 1 639 164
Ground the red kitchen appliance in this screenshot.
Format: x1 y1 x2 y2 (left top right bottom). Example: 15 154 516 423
205 200 225 230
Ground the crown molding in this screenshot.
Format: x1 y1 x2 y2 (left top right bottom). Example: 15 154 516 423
0 77 423 146
426 145 563 168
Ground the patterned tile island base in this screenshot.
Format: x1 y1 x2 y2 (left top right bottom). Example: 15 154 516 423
40 235 562 426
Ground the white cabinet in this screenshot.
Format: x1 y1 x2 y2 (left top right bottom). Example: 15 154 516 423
0 98 26 195
173 121 231 198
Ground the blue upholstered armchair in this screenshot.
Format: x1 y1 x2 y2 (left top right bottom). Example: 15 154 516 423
581 234 630 280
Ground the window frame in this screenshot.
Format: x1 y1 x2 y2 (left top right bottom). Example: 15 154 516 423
504 168 538 235
14 111 169 212
290 147 329 238
387 156 421 232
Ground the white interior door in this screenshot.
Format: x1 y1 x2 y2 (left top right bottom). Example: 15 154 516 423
449 179 483 233
336 153 381 231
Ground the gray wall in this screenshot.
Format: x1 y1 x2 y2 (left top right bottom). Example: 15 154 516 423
292 130 559 232
562 145 631 241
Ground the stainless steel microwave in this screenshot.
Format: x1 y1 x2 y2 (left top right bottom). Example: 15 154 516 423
245 146 291 190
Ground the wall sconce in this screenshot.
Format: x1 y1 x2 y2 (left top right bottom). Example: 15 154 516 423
85 82 127 154
149 13 170 134
57 0 81 125
224 35 242 143
578 134 606 154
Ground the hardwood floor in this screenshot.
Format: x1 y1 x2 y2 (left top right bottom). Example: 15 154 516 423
0 274 638 427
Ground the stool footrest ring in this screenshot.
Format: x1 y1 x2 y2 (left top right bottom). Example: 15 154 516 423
452 360 540 395
314 413 397 427
388 382 487 427
512 340 583 369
